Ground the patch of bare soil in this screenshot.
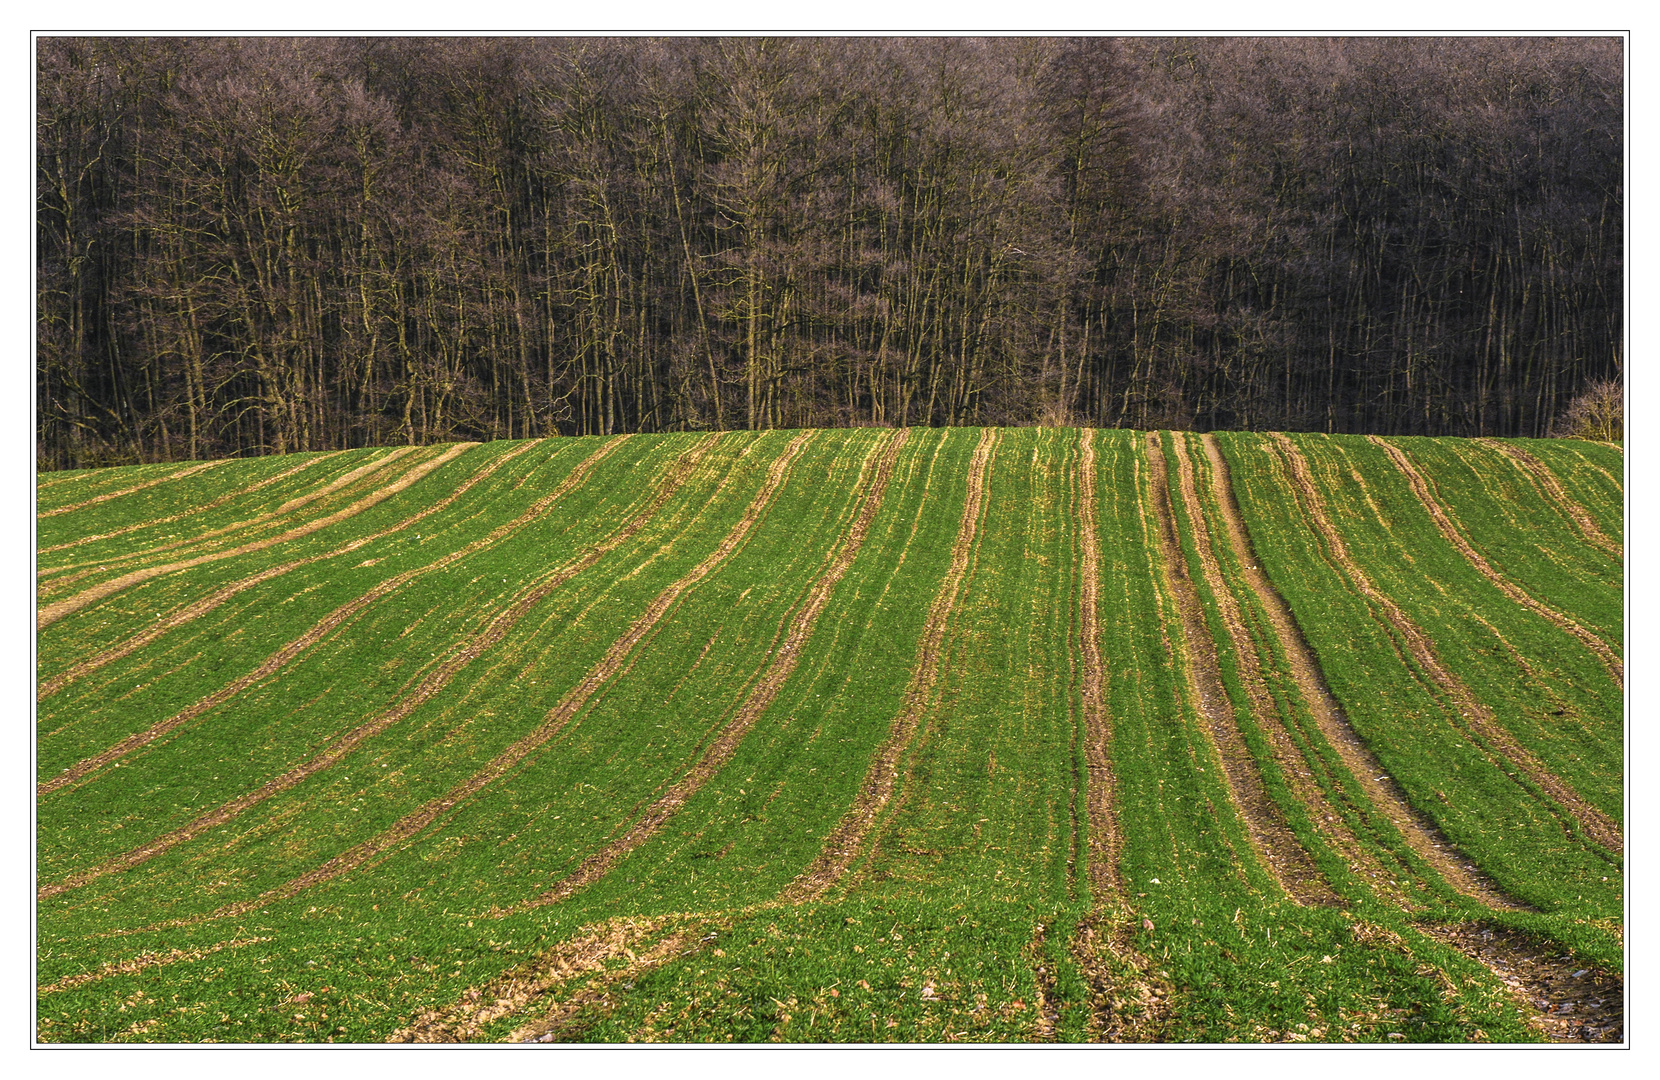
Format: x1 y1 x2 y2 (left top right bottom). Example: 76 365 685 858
1200 435 1521 912
38 444 466 630
1369 435 1622 689
38 459 231 518
1075 430 1120 900
522 431 910 913
778 428 998 905
37 439 551 704
1146 433 1339 907
1475 439 1622 564
1269 434 1622 857
388 916 698 1043
1418 923 1623 1043
38 435 722 904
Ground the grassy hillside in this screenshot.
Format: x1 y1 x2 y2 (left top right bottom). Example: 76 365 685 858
35 429 1624 1044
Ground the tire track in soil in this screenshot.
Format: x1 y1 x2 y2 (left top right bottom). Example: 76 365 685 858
37 446 419 589
1415 923 1623 1043
1064 431 1171 1042
1173 434 1393 901
388 917 701 1043
38 459 231 518
1199 435 1521 912
516 430 910 914
36 439 553 705
1474 439 1623 564
116 432 813 928
37 434 725 901
775 428 997 905
38 454 334 559
37 444 460 630
36 936 272 997
1269 434 1622 856
37 438 597 790
1146 432 1340 908
1368 435 1622 689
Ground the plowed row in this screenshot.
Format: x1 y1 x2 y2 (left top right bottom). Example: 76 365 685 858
35 430 1623 1044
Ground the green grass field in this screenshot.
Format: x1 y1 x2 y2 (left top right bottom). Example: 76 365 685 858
35 429 1624 1044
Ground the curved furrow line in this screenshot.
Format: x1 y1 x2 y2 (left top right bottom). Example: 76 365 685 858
1200 435 1522 911
1076 430 1119 901
37 447 421 588
1172 434 1401 900
517 430 911 914
1474 439 1622 564
37 434 725 901
777 427 998 906
37 444 469 631
38 453 335 559
389 917 700 1043
121 432 814 929
1146 433 1338 908
38 459 232 518
36 439 552 704
36 935 272 998
1368 436 1622 689
1270 434 1622 856
37 438 614 791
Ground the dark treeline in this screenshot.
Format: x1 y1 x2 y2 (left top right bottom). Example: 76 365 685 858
37 36 1623 468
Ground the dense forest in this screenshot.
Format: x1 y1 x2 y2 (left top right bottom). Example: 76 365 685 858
36 36 1623 469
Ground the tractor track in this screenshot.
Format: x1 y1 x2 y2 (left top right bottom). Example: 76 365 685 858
1270 434 1622 857
1199 435 1520 911
38 459 231 518
121 432 813 929
1474 439 1622 564
518 430 910 913
1147 432 1339 907
777 428 998 905
37 444 467 630
1368 436 1622 689
37 434 725 902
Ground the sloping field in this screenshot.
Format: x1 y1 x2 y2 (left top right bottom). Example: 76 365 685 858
35 430 1624 1044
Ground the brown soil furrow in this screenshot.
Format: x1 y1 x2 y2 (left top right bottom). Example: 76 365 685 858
1270 433 1622 855
1200 435 1521 911
778 428 998 906
38 453 334 559
1176 434 1416 905
121 432 811 927
36 443 583 791
1417 923 1623 1043
389 916 698 1043
37 447 421 588
506 930 702 1043
36 936 271 997
1075 430 1119 899
1146 432 1338 907
36 435 723 901
521 430 910 912
37 444 468 630
36 439 555 704
1475 439 1623 564
1369 435 1622 689
38 459 230 518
